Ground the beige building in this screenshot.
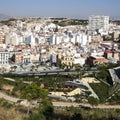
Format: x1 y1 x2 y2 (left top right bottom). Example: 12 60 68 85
12 52 23 64
113 31 120 41
61 55 74 67
91 34 102 43
30 54 40 63
0 33 3 44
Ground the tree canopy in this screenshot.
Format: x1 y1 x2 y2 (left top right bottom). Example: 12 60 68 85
21 84 48 101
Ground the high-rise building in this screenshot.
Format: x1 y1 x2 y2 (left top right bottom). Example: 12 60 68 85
89 15 109 31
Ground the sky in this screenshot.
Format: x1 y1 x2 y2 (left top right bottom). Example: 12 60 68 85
0 0 120 19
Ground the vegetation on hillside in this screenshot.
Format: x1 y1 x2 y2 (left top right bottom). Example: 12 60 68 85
52 18 88 26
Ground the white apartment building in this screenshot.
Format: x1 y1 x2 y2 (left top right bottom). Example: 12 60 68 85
74 57 85 66
5 32 24 46
23 52 31 63
89 15 109 31
26 34 36 46
75 33 91 46
50 53 58 64
0 51 14 64
50 35 62 45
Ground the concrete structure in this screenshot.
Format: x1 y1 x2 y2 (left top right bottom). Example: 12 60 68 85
0 51 14 64
25 34 36 46
49 34 62 45
50 53 58 65
109 67 120 84
89 15 109 31
70 33 91 46
66 79 99 99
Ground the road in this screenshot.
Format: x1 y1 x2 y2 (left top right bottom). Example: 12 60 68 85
0 91 120 109
4 77 32 84
0 92 19 103
11 69 99 76
53 101 120 109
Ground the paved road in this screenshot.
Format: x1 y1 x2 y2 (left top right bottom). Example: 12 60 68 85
0 91 120 109
11 69 99 76
53 101 120 109
4 77 32 84
0 92 19 103
0 92 29 107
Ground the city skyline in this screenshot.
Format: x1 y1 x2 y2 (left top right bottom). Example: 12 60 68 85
0 0 120 19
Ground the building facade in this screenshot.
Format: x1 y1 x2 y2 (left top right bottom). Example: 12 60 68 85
0 33 3 44
61 56 74 67
0 51 14 64
12 52 23 64
89 15 109 31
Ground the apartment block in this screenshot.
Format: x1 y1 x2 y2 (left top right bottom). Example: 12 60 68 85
0 51 14 64
89 15 109 31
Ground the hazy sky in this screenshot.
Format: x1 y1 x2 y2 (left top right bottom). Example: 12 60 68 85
0 0 120 19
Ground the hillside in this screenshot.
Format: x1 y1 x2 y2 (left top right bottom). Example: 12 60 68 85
0 13 11 21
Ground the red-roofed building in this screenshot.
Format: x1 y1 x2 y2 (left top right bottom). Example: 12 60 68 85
104 50 120 61
87 56 108 65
